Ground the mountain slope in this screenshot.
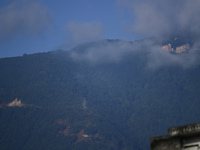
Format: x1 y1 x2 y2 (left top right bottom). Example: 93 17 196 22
1 40 200 150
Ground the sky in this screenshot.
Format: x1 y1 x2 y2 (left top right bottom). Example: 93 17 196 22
0 0 200 58
0 0 132 58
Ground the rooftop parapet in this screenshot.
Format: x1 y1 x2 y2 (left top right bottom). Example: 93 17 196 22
169 123 200 137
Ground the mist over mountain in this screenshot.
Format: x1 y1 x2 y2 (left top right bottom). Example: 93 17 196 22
1 38 200 150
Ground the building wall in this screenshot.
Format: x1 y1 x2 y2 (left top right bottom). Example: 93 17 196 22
150 123 200 150
151 136 181 150
175 44 190 53
162 44 174 51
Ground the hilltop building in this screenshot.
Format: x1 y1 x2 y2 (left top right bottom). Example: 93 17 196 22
150 123 200 150
176 44 190 53
7 98 24 107
162 44 190 53
162 44 174 52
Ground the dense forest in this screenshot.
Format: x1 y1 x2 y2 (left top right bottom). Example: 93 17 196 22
0 39 200 150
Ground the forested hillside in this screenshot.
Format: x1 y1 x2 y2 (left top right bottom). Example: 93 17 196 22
1 40 200 150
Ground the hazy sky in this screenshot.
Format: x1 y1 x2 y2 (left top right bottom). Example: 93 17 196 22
0 0 200 58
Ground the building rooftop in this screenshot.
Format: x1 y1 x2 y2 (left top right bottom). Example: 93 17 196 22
150 123 200 150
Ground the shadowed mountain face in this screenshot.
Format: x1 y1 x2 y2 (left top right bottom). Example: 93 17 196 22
1 40 200 150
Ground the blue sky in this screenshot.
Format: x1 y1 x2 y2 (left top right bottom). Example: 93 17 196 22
0 0 135 58
1 0 200 58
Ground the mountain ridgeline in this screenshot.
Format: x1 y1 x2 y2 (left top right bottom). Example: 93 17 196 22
1 39 200 150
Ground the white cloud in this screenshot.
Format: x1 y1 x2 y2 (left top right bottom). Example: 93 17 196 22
68 0 200 69
70 38 200 69
70 40 134 63
0 0 53 41
117 0 200 39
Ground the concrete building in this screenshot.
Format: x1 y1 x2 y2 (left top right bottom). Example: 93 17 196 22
150 123 200 150
176 44 190 53
162 44 174 52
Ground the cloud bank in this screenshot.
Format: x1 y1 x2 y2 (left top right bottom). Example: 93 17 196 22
70 40 134 63
69 0 200 69
70 39 200 70
0 0 53 41
117 0 200 39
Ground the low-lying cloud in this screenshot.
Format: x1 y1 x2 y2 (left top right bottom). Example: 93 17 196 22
146 45 200 70
0 0 53 41
69 0 200 69
70 39 200 69
70 40 134 63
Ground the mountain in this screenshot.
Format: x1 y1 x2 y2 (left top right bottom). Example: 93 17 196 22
1 39 200 150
